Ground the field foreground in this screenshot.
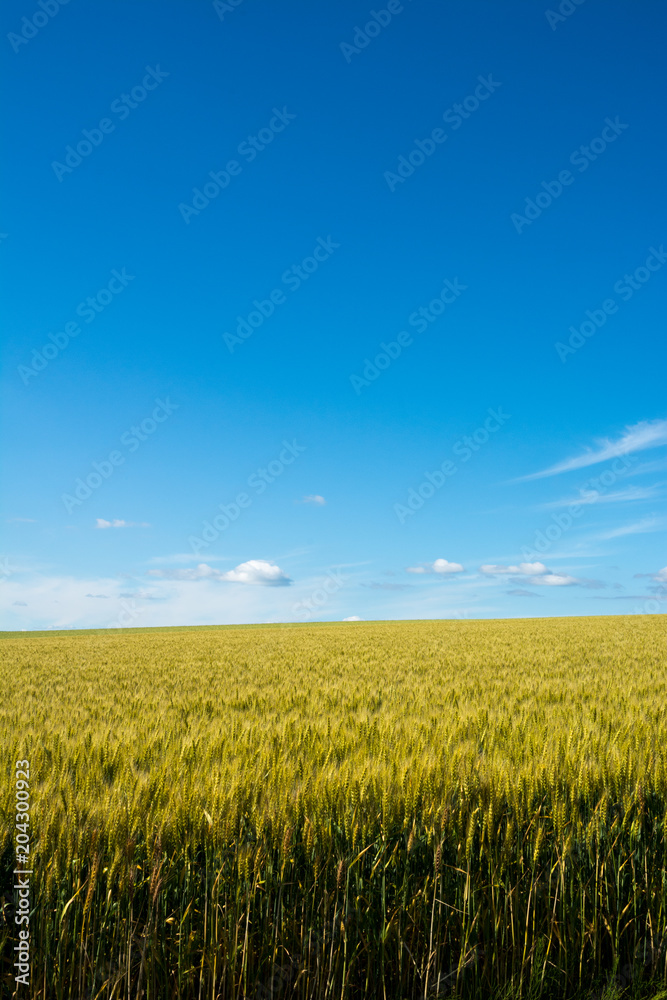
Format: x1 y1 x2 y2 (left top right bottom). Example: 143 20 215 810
2 616 667 999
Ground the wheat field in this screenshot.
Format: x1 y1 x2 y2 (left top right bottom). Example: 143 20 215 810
1 616 667 999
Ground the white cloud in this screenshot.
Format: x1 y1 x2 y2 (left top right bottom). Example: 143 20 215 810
517 419 667 481
542 485 662 509
148 559 291 587
342 616 362 621
531 574 579 586
481 562 592 587
406 559 464 575
96 519 150 529
433 558 464 574
480 562 548 576
222 560 291 586
302 495 326 505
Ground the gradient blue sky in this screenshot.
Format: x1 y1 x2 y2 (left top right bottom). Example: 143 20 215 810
1 0 666 629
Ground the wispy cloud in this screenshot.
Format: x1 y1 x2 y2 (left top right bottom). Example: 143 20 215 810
541 485 662 509
626 457 667 477
406 558 464 575
597 517 663 540
96 519 151 529
481 561 602 588
506 588 541 597
516 419 667 482
527 572 605 588
2 568 358 630
146 553 229 565
119 589 161 601
480 562 548 577
148 559 291 586
301 495 326 505
529 573 579 586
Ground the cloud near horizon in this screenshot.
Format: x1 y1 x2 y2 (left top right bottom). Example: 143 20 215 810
406 559 464 575
516 419 667 481
148 559 292 586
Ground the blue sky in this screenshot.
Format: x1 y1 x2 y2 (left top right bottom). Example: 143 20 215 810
1 0 665 629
